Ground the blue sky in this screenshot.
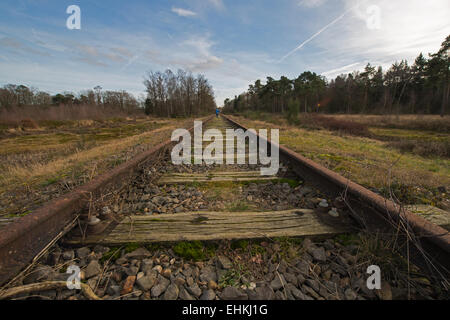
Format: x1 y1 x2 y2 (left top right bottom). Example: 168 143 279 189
0 0 449 106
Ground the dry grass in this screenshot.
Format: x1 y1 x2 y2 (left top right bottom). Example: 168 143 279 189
306 114 370 136
1 126 170 189
330 114 450 133
0 104 144 124
0 117 202 217
387 140 450 158
230 115 450 208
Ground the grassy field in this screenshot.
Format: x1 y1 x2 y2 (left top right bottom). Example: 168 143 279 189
0 117 198 218
229 113 450 210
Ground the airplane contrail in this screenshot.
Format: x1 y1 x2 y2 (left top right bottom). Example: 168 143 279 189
279 4 359 63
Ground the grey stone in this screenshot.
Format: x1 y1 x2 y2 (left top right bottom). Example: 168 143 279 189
38 290 57 299
302 285 320 299
182 267 193 278
270 274 286 291
305 279 320 292
136 273 157 291
297 273 306 284
309 247 327 262
84 260 102 279
319 199 329 208
151 276 170 297
220 287 248 300
283 273 298 286
116 257 127 265
217 256 233 269
141 259 154 274
76 247 91 259
199 266 217 283
200 289 216 300
93 245 108 255
186 276 194 287
274 290 285 300
163 284 179 300
174 276 186 287
125 248 152 260
62 250 75 260
248 286 275 300
296 260 310 275
187 283 202 298
179 288 195 300
107 285 121 296
175 206 184 213
287 284 305 300
56 289 75 300
344 288 357 300
328 208 339 218
125 265 139 276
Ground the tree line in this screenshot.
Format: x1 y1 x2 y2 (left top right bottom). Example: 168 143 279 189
224 35 449 117
143 69 216 117
0 84 140 113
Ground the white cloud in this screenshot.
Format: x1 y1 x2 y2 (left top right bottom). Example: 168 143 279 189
111 47 133 58
207 0 225 10
321 62 363 78
171 7 197 17
174 37 224 72
298 0 327 8
285 0 450 74
0 36 50 56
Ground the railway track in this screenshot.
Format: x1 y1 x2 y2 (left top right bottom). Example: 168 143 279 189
0 115 449 300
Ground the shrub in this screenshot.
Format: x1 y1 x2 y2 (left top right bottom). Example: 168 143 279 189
20 119 39 129
387 140 450 158
306 114 370 136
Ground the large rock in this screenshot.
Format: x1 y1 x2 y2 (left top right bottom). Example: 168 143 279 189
220 287 248 300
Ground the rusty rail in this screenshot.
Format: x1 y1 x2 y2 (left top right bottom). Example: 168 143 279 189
222 114 450 279
0 117 213 286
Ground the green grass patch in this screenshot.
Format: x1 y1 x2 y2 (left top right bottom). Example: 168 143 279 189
334 233 360 246
226 201 250 212
173 241 214 261
40 176 60 187
218 263 251 288
124 243 141 253
277 178 302 188
100 247 122 263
